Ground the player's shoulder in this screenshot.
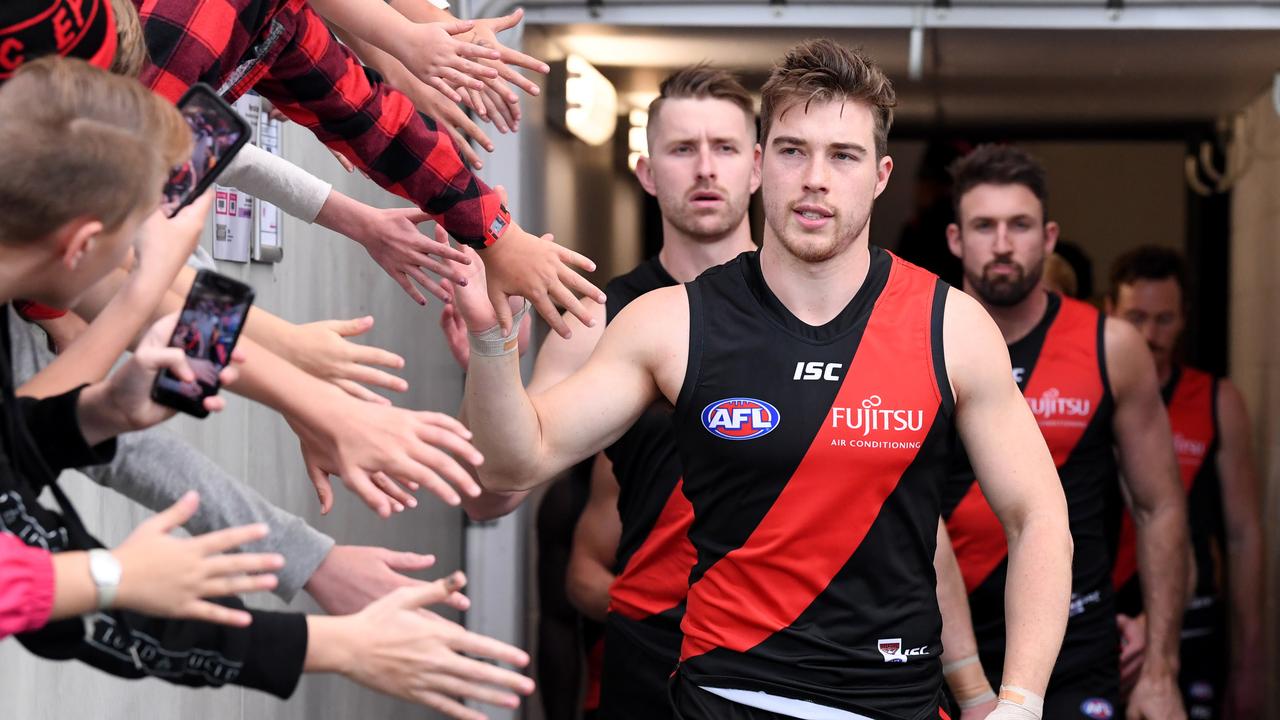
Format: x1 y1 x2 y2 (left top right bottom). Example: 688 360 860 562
940 287 1014 389
940 285 996 332
618 284 689 318
1213 375 1249 421
1100 314 1155 376
604 285 689 346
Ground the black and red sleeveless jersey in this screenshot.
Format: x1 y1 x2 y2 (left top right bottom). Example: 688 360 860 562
942 293 1119 682
674 247 955 718
599 257 697 719
1111 366 1222 618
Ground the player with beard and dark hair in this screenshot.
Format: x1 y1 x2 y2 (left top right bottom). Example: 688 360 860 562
455 42 1073 720
1105 246 1264 719
941 145 1190 720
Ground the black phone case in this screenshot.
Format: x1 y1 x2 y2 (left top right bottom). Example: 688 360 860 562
165 83 253 217
149 269 255 418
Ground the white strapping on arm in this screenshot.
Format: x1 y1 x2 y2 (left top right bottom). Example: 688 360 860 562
220 144 333 224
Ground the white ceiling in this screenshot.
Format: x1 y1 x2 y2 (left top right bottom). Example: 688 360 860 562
538 24 1280 126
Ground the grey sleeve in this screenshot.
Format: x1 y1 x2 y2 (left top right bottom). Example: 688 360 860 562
220 144 332 224
80 428 335 602
7 309 335 600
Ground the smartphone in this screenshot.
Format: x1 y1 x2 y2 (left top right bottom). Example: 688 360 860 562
161 83 252 217
151 269 255 418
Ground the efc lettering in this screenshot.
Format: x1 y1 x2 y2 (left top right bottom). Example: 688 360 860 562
793 361 842 381
831 396 925 437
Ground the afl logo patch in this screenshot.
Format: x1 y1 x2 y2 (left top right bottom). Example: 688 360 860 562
702 398 780 440
1079 698 1114 719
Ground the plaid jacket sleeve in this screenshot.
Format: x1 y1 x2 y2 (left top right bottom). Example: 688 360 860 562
136 0 509 248
253 3 509 248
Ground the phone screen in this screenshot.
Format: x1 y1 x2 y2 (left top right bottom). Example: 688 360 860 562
162 84 251 217
151 270 254 418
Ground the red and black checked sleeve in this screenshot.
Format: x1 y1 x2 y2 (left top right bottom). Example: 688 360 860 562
135 0 244 108
253 4 510 248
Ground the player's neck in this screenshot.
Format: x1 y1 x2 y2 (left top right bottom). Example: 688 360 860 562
1156 359 1175 387
757 230 872 327
965 281 1050 346
658 219 755 283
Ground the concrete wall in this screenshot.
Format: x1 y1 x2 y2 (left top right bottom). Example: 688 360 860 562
0 122 473 719
1228 90 1280 720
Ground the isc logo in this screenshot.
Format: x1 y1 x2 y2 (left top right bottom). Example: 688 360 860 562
702 398 780 441
794 361 842 381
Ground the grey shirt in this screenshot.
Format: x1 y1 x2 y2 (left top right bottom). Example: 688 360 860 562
7 307 334 600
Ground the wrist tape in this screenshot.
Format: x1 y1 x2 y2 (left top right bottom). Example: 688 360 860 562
468 299 531 357
943 655 995 708
994 684 1045 720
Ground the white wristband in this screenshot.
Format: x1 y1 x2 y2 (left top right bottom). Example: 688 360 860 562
467 300 531 357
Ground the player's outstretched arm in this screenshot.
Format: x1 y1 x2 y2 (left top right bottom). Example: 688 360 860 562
945 288 1072 715
1105 318 1188 720
455 250 678 493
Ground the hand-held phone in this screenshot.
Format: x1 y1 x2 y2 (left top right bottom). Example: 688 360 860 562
162 83 252 218
150 269 255 418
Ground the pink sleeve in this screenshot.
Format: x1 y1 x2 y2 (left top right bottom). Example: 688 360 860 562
0 533 56 638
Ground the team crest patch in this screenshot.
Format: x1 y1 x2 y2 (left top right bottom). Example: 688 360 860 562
877 638 906 663
1079 698 1114 719
702 398 780 440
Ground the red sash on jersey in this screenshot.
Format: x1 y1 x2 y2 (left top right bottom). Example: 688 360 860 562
609 479 697 621
681 257 943 660
1111 367 1215 592
950 297 1105 592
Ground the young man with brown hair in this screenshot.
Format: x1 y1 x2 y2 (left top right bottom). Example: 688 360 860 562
448 62 762 720
1105 246 1263 719
941 145 1190 720
455 40 1073 720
